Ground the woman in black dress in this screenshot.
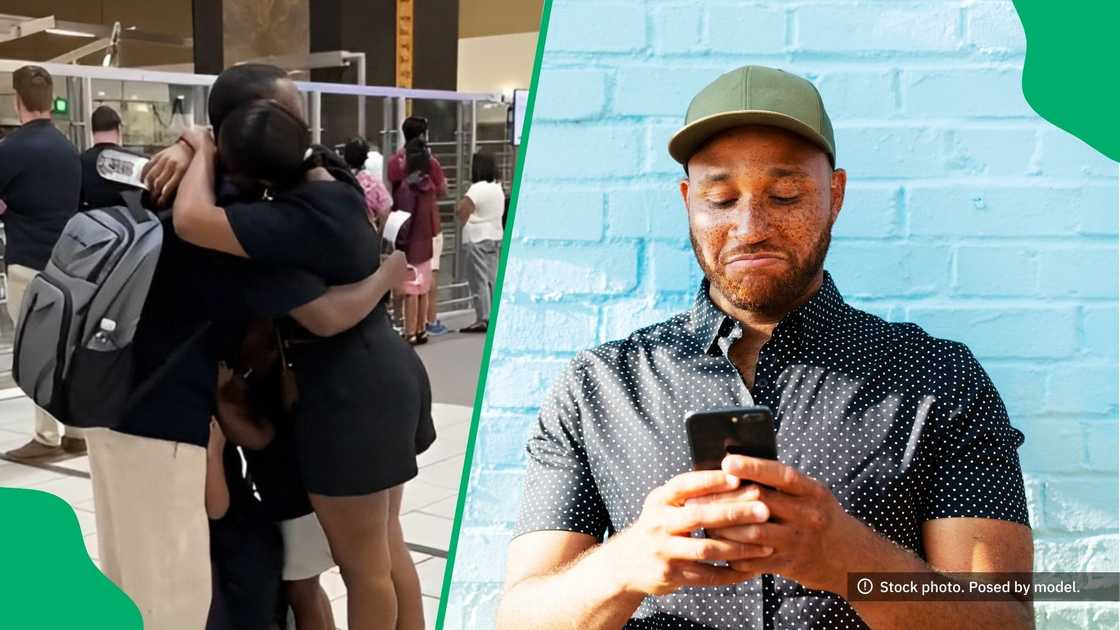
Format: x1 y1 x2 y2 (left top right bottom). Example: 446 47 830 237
171 68 433 630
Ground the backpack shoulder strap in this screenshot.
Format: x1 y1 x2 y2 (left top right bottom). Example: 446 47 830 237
120 190 151 224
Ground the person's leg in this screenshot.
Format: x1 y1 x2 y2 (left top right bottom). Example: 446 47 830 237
416 292 429 337
388 484 424 630
425 268 439 325
426 234 443 331
86 428 121 580
463 242 486 323
404 295 419 337
478 240 501 324
460 242 488 332
285 577 335 630
310 492 396 630
3 265 64 454
281 513 338 630
87 430 212 629
392 289 405 330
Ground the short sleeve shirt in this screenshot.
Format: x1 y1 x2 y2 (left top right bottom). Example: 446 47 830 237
121 229 327 447
515 272 1029 629
80 143 137 210
463 180 505 244
223 180 379 285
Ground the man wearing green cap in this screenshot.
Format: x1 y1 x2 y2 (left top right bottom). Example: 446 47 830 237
498 65 1033 629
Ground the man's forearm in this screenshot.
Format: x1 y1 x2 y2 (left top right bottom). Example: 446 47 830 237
497 544 645 630
842 530 1032 630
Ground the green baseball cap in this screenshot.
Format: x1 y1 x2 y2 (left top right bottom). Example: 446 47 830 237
668 65 835 167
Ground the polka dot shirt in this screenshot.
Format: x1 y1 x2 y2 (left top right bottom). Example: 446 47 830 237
514 272 1030 629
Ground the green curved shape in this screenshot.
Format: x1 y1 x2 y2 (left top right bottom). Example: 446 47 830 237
1014 0 1120 161
0 488 142 629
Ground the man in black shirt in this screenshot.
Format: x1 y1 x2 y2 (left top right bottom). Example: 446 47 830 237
0 65 85 461
80 105 134 210
500 66 1033 630
87 203 410 629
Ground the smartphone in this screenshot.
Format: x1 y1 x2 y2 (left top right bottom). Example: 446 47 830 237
686 406 778 471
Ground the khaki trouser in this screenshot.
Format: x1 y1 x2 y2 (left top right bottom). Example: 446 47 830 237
87 428 212 630
4 264 84 446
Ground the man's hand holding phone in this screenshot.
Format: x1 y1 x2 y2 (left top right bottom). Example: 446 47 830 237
593 469 774 598
688 454 887 596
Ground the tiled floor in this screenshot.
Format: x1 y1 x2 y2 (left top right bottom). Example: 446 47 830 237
0 314 478 630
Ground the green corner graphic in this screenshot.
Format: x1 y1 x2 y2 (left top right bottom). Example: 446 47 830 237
0 488 142 629
1014 0 1120 162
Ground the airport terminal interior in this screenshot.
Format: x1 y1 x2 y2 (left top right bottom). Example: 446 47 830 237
0 1 541 627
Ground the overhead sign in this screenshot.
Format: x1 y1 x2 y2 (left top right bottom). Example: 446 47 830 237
396 0 414 88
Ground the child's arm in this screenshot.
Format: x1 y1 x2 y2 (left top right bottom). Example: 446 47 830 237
205 418 230 520
215 363 276 451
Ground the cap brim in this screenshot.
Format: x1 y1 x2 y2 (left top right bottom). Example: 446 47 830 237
668 110 834 166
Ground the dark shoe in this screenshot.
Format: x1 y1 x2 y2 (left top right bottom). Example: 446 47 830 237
61 437 87 455
460 321 488 334
3 440 66 463
415 331 429 345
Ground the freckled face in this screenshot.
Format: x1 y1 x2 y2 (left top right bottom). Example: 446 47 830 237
681 126 845 316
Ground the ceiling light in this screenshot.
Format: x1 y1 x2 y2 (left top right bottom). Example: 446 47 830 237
46 28 97 38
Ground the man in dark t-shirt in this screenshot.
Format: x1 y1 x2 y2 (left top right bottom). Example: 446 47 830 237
0 65 84 461
86 227 329 629
80 105 136 210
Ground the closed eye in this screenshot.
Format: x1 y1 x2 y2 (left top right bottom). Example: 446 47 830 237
772 196 800 205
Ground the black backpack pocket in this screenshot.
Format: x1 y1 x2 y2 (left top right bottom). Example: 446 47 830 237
65 344 135 429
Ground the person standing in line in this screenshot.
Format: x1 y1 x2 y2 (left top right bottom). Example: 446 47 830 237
343 137 392 228
388 117 447 345
457 153 504 334
425 216 448 337
0 65 85 461
79 105 136 210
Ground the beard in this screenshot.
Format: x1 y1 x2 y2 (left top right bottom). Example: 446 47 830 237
690 225 832 317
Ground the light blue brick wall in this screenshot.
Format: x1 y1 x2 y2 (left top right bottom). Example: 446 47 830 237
445 2 1119 627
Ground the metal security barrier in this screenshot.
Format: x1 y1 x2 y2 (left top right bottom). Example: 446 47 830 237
0 59 520 379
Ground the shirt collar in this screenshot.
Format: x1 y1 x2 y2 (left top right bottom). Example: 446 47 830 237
687 271 846 356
